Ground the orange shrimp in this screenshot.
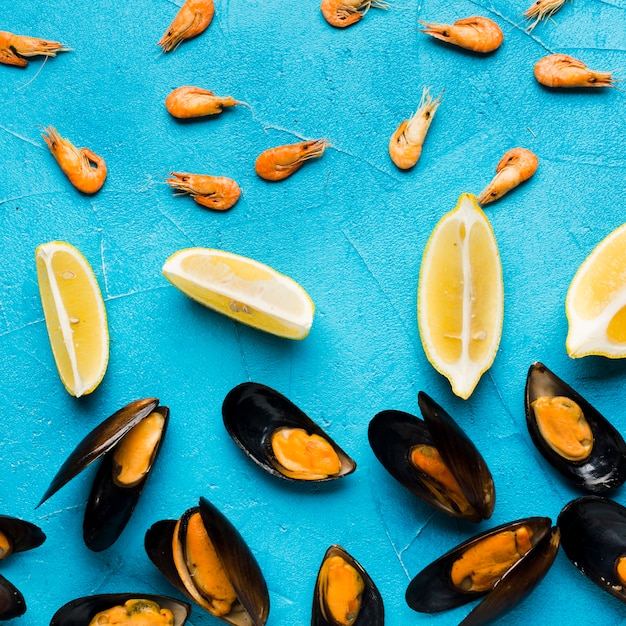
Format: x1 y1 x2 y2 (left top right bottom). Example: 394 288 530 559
477 148 538 205
419 16 503 53
167 172 241 211
389 87 442 170
524 0 568 32
42 127 107 195
158 0 214 52
534 54 616 88
0 30 69 67
255 139 328 181
320 0 388 29
165 86 242 119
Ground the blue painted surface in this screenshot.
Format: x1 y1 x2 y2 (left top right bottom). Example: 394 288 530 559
1 0 626 624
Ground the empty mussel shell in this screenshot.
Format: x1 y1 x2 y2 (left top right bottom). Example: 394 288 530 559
0 574 25 621
558 496 626 604
525 362 626 493
222 382 356 482
368 391 494 521
49 593 191 625
312 545 384 626
405 517 559 624
145 496 270 626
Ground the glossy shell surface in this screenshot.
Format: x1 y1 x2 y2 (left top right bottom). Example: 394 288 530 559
0 516 45 558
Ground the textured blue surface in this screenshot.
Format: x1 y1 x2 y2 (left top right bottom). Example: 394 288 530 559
1 0 626 624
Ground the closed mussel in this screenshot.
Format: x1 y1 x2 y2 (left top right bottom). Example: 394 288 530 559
144 496 270 626
222 382 356 482
406 517 560 625
312 545 384 626
38 398 168 551
525 362 626 493
368 391 494 521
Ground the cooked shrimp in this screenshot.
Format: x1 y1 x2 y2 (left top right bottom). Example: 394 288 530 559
389 87 442 170
165 86 242 119
0 30 69 67
419 16 503 53
42 127 107 194
167 172 241 210
320 0 388 28
534 54 615 88
255 139 328 181
477 148 538 205
158 0 214 52
524 0 568 32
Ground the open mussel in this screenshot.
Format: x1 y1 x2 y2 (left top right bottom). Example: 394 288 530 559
406 517 560 625
368 391 494 521
38 398 168 551
222 382 356 482
558 496 626 604
312 545 384 626
145 496 270 626
50 593 190 625
525 362 626 493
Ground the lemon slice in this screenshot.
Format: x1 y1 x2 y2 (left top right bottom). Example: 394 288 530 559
566 222 626 358
417 194 503 399
162 248 315 339
35 241 109 398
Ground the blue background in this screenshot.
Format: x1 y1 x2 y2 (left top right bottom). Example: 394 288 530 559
1 0 626 624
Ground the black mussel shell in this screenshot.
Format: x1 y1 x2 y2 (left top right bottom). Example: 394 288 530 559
145 497 270 626
0 574 25 621
312 545 384 626
222 382 356 482
49 593 190 625
525 363 626 493
406 516 558 623
368 392 494 521
558 496 626 604
83 406 169 551
0 516 45 559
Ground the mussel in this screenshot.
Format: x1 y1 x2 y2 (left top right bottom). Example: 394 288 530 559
38 398 168 551
50 593 191 625
558 496 626 604
406 517 560 625
222 382 356 482
368 391 494 521
525 362 626 493
145 496 270 626
312 545 384 626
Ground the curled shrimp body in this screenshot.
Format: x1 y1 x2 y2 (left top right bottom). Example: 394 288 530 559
524 0 568 32
42 127 107 194
534 54 615 88
389 87 442 170
419 16 503 53
0 30 69 67
167 172 241 211
477 148 538 205
255 139 328 181
165 86 241 119
158 0 214 52
320 0 388 28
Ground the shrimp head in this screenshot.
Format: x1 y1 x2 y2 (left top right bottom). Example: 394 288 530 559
158 0 214 52
477 148 538 205
524 0 568 32
165 86 241 119
167 172 241 211
320 0 388 29
534 54 615 88
419 16 503 53
255 139 328 181
0 30 69 67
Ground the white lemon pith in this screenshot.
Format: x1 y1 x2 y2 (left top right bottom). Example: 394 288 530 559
36 241 109 398
566 222 626 358
418 194 503 399
162 248 315 339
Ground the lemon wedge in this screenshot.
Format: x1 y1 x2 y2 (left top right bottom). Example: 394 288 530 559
162 248 315 339
566 222 626 358
417 194 503 399
36 241 109 398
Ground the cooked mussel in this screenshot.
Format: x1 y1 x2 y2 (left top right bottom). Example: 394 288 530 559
49 593 191 625
222 382 356 482
312 545 384 626
558 496 626 604
368 391 494 521
525 362 626 493
144 496 270 626
406 517 560 625
38 398 168 551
